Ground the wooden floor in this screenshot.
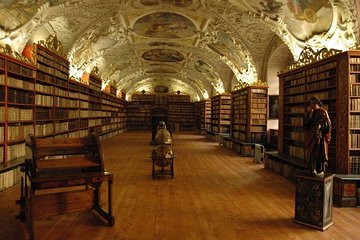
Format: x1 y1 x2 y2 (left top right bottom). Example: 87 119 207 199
1 131 360 240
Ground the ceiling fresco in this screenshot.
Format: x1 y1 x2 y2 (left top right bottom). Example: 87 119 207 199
0 0 358 101
133 12 197 38
249 0 333 40
142 48 185 62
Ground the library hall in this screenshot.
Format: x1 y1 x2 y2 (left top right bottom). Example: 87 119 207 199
2 0 360 239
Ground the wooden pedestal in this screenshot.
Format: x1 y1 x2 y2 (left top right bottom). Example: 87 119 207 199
294 173 335 231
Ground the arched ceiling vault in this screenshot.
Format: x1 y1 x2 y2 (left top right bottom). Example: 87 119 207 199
0 0 358 100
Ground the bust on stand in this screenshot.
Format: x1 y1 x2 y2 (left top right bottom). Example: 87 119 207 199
294 97 334 230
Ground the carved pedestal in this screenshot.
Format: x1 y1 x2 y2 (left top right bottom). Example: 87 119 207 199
294 173 335 231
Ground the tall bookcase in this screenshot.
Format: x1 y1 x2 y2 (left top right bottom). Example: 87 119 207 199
0 53 36 164
277 50 360 175
200 99 211 130
210 94 231 134
127 94 195 131
0 44 127 190
231 86 268 144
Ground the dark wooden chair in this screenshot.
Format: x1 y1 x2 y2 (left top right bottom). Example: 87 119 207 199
17 134 114 240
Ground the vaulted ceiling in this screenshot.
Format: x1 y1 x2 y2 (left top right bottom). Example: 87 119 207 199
0 0 358 101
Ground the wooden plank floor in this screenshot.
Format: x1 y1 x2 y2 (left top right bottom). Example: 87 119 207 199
1 131 360 240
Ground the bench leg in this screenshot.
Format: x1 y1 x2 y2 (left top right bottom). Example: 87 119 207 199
93 181 115 226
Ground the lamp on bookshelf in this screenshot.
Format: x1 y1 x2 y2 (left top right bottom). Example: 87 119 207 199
142 89 146 94
176 90 181 95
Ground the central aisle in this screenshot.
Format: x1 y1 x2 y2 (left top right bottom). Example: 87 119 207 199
2 131 360 240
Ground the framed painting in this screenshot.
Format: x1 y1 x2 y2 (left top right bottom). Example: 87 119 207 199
269 95 279 119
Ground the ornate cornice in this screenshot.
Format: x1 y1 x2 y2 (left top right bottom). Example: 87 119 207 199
281 47 342 73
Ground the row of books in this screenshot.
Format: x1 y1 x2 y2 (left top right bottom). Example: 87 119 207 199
251 108 266 114
350 85 360 96
8 107 33 121
350 115 360 128
284 116 303 126
251 126 266 132
35 82 53 94
7 142 28 161
0 126 3 142
232 124 246 131
37 54 69 73
350 156 360 174
284 129 305 142
306 61 337 75
233 131 246 141
350 133 360 148
251 119 267 125
307 69 336 82
284 84 305 95
285 144 305 159
37 47 69 68
8 89 34 104
350 98 360 111
37 63 68 80
8 61 35 78
307 78 336 92
350 57 360 63
0 168 20 192
8 125 34 141
7 76 34 90
350 64 360 72
284 77 305 87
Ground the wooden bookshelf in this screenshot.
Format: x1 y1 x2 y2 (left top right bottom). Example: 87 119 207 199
0 45 127 191
231 86 268 144
275 50 360 176
127 94 195 131
201 99 211 130
210 94 231 134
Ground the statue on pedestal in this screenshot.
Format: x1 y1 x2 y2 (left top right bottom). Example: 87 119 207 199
303 97 331 176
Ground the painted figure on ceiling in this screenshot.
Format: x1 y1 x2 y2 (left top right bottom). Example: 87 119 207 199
287 0 331 23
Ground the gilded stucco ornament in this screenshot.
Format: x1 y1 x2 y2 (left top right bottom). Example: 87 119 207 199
282 47 342 72
38 34 65 57
0 44 33 64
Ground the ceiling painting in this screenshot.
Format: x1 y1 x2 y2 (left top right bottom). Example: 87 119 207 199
250 0 333 40
142 49 184 62
132 12 197 38
148 41 181 47
140 0 193 7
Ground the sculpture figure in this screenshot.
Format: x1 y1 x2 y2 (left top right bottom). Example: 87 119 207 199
303 97 331 176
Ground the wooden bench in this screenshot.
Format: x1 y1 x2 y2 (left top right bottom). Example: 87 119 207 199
17 134 114 240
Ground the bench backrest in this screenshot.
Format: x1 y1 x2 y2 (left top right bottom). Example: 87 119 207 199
30 134 105 176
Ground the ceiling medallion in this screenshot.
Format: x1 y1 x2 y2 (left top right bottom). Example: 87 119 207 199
38 35 65 58
283 47 342 72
